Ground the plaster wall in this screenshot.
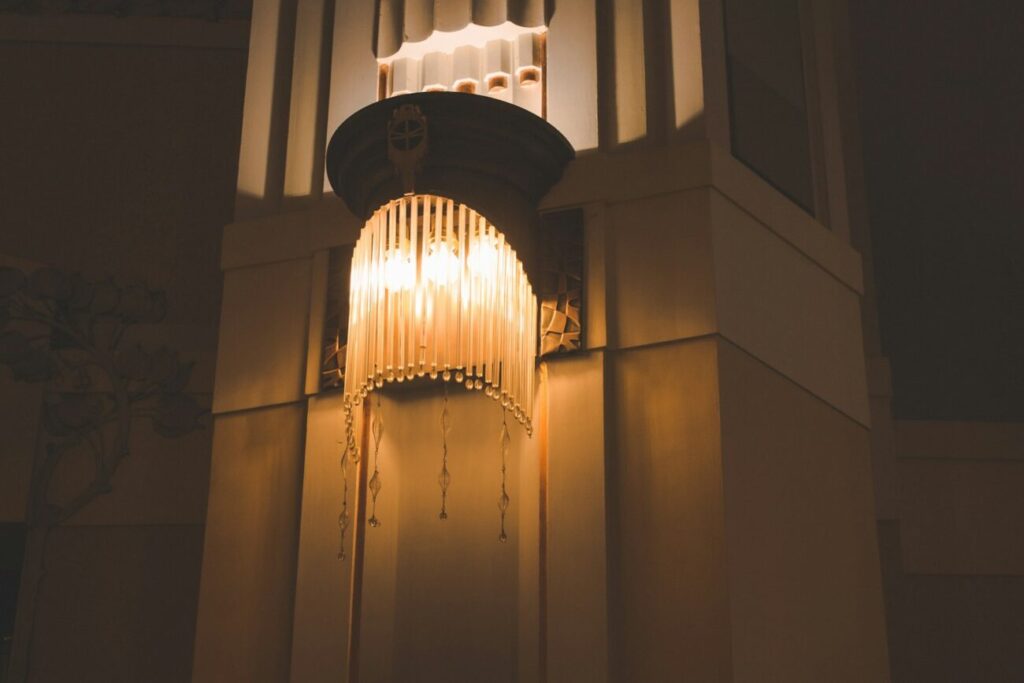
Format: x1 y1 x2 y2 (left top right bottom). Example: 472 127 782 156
718 339 888 682
289 392 354 682
287 353 607 683
607 338 731 681
359 389 526 683
545 353 609 683
594 169 884 678
192 403 306 683
212 257 313 413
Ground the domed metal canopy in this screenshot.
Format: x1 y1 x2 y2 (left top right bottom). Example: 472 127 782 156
325 92 574 223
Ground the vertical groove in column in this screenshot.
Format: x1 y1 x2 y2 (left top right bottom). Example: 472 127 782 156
235 0 299 219
642 0 670 144
537 362 550 683
284 0 337 202
601 351 623 681
346 401 371 683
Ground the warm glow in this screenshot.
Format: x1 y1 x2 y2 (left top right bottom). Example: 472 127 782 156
467 237 499 275
423 243 461 285
379 24 545 118
344 194 537 431
379 22 545 64
383 250 415 291
612 0 647 143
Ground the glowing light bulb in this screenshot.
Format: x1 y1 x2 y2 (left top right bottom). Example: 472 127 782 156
423 243 460 284
383 250 415 290
345 194 536 435
467 239 499 276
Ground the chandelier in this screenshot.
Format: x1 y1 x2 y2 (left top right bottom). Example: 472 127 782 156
343 193 537 429
326 92 573 561
337 193 537 556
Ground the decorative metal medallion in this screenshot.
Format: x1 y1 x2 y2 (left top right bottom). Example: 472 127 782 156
387 104 428 195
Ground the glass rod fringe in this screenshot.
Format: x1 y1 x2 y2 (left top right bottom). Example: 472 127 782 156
341 194 537 432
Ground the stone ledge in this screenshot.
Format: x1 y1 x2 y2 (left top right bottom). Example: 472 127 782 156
220 196 360 271
541 139 863 295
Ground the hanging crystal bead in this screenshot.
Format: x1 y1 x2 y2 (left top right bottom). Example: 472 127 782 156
498 408 511 543
438 383 451 520
337 430 350 560
368 392 384 527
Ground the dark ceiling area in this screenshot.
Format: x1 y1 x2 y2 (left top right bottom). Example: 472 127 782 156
0 0 251 20
851 1 1024 420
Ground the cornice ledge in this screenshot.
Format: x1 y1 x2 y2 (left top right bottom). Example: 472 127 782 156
541 139 863 295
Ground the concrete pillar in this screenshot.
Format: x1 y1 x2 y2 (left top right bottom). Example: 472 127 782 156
234 0 297 219
543 137 889 680
192 0 342 677
191 254 313 682
197 0 891 679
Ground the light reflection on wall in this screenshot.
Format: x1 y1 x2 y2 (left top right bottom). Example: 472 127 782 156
235 0 289 204
611 0 647 144
358 388 537 683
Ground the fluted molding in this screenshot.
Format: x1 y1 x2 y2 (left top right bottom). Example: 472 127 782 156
375 0 551 58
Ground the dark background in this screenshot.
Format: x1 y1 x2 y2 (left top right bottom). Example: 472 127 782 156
851 0 1024 421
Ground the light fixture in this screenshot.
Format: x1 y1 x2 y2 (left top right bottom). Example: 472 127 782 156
326 91 573 560
343 194 537 426
336 193 536 550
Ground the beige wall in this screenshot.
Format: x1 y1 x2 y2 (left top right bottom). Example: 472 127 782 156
361 389 525 683
590 146 885 678
192 403 306 683
718 340 888 682
545 354 609 683
608 339 731 681
288 392 354 682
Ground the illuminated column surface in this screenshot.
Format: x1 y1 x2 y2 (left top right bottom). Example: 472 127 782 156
193 1 891 682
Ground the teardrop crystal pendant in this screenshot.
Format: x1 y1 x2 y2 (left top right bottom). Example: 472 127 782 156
438 383 452 521
368 392 384 527
337 447 350 560
368 470 382 527
498 408 511 543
